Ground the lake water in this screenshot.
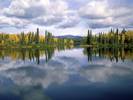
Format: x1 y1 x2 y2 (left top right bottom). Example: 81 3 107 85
0 47 133 100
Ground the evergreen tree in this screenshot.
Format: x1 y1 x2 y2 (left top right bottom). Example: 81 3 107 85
86 30 92 45
115 28 119 44
35 28 39 44
121 28 126 44
45 30 48 44
19 32 25 45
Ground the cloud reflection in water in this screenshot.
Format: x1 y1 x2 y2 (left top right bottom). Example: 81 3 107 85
0 48 132 89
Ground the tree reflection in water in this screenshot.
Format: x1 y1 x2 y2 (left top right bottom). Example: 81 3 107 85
0 46 132 64
84 47 133 62
0 46 73 64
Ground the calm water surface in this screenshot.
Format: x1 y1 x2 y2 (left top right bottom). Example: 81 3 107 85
0 47 133 100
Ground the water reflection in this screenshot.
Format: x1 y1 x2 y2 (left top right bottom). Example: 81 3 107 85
0 83 51 100
0 47 132 64
0 45 73 64
0 47 133 100
84 47 133 62
0 49 53 64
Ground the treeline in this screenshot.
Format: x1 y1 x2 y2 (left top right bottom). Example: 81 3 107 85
86 28 133 48
0 28 74 48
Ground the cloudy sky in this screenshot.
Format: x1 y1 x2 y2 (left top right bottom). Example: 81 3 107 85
0 0 133 36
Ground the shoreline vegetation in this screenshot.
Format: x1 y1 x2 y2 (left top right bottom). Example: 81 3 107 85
83 28 133 49
0 28 74 49
0 28 133 49
0 28 132 64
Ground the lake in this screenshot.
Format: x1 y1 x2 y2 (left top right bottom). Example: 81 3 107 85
0 47 133 100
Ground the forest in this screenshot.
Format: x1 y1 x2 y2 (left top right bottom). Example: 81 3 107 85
0 28 133 49
0 28 74 49
85 28 133 48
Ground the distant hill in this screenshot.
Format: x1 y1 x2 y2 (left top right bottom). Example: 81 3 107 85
54 35 84 45
54 35 83 39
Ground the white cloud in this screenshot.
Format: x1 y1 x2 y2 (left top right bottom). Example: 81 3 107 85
78 0 133 29
3 0 68 18
0 16 29 28
0 0 133 35
79 0 110 19
57 15 80 28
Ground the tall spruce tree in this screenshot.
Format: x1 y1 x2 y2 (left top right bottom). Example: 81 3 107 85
115 28 119 44
86 30 92 45
35 28 39 44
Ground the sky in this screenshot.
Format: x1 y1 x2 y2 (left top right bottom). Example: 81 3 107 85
0 0 133 36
